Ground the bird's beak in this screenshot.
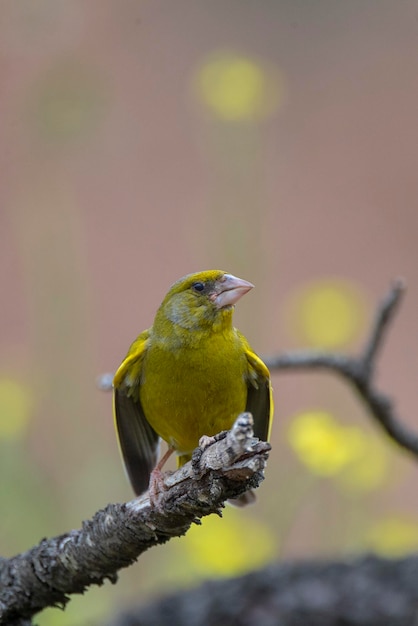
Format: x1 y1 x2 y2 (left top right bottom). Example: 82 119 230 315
211 274 254 309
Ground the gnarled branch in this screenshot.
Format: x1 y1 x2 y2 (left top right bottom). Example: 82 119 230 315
0 414 270 625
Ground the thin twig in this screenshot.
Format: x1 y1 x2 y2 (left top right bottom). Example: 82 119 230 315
361 277 405 370
265 279 418 458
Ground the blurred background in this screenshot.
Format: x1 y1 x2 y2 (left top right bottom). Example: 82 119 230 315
2 1 418 624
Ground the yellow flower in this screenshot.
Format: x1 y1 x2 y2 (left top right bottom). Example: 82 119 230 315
367 517 418 556
286 280 368 349
288 410 366 476
193 51 283 121
182 510 276 576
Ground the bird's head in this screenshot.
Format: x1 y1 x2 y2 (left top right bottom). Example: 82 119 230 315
154 270 254 335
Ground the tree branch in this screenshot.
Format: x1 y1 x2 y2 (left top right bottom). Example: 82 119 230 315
0 414 270 625
265 279 418 458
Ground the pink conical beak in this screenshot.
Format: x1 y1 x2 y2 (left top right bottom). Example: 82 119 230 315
212 273 254 309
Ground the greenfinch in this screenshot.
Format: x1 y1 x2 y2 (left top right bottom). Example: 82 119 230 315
113 270 273 505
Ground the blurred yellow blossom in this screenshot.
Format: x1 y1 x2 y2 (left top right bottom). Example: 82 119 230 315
286 279 368 349
288 410 366 476
193 51 284 121
367 517 418 556
182 510 276 577
0 378 32 440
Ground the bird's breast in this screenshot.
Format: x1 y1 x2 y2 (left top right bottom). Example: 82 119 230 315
139 333 248 455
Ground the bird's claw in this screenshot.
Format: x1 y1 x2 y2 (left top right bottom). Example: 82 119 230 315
192 431 228 474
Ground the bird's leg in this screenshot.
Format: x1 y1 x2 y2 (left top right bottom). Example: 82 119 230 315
148 447 174 507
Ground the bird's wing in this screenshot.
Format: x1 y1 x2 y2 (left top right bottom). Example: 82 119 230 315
240 336 273 442
113 329 160 496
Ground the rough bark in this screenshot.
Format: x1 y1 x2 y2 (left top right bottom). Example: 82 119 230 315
0 414 269 625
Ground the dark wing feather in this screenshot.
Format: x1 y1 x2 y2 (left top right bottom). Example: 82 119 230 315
113 387 159 496
113 330 160 496
246 376 271 441
241 338 273 442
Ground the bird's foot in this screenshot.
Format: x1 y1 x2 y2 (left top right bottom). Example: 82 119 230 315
191 431 228 475
200 431 228 449
198 434 217 450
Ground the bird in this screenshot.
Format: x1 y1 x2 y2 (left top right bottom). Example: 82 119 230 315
113 270 273 506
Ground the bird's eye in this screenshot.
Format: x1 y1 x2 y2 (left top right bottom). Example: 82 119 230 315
192 282 205 292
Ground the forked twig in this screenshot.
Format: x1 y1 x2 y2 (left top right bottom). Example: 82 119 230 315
265 279 418 457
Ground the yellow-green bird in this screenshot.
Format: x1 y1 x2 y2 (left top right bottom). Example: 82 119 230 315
113 270 273 505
